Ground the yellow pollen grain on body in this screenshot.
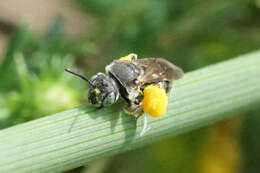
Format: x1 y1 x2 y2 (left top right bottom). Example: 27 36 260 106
119 53 136 61
141 85 168 117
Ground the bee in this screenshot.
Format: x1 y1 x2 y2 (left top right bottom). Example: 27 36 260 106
65 53 183 135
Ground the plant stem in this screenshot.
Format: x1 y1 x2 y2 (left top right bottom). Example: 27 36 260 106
1 51 260 173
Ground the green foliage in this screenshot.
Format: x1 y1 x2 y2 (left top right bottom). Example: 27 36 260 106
74 0 260 71
0 21 84 129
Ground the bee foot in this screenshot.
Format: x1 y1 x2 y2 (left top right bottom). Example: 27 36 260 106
140 114 151 136
123 102 141 115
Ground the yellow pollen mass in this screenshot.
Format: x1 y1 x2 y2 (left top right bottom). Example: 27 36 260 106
141 85 168 117
119 53 136 61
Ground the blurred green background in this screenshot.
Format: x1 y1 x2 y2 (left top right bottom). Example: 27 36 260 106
0 0 260 172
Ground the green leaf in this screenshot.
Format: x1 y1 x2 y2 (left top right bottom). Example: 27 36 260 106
0 51 260 172
0 26 30 91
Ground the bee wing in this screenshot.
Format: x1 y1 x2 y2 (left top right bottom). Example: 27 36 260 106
136 58 183 85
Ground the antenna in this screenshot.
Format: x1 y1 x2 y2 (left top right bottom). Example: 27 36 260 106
65 68 94 87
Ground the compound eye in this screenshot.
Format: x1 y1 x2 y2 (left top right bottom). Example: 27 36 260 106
102 92 116 107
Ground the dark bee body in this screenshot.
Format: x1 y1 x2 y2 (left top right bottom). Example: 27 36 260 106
106 60 142 104
105 55 183 113
65 53 183 135
65 53 183 113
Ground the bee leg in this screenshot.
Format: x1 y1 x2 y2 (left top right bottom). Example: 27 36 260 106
135 109 144 120
123 101 140 115
119 53 138 61
140 113 151 136
123 101 151 136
